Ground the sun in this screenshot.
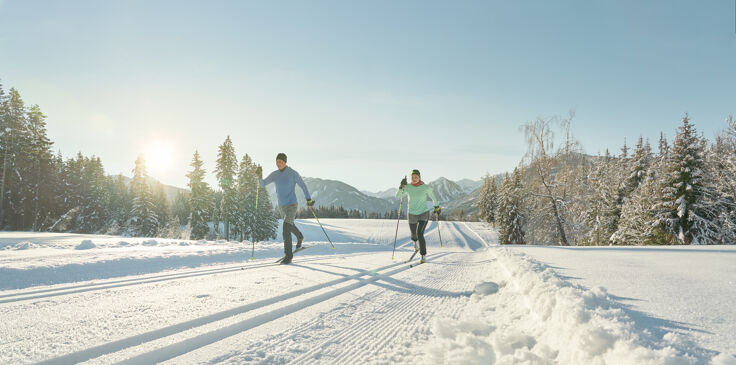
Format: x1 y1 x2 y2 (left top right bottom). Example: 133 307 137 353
143 141 174 176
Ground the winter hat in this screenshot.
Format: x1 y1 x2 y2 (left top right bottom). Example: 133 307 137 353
276 153 287 163
411 169 420 176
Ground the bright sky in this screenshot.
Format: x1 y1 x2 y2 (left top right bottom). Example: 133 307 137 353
0 1 734 192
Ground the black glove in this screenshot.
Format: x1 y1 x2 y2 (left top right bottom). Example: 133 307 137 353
306 199 315 207
399 176 407 189
433 206 441 215
255 166 263 179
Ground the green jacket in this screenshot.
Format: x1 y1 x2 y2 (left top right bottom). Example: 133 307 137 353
396 182 438 215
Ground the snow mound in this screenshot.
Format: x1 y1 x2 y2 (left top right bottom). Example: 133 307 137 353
142 239 158 246
473 281 499 296
75 240 96 250
3 241 40 250
427 248 692 365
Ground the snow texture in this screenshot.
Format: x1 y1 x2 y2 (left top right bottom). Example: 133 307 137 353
0 220 733 364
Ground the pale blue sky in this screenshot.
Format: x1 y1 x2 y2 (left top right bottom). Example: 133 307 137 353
1 1 734 191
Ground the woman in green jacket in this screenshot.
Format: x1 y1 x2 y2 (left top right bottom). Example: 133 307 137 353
397 169 441 263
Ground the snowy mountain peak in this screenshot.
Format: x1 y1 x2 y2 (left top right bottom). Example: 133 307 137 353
428 177 465 204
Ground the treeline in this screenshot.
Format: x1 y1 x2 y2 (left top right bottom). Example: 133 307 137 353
0 81 278 241
478 113 736 246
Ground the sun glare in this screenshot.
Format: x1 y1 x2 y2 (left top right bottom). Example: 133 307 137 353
144 142 174 176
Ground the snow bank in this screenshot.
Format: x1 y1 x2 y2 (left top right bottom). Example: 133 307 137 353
427 248 694 365
712 353 736 365
74 240 96 250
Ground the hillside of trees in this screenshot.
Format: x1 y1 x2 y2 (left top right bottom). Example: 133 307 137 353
479 113 736 245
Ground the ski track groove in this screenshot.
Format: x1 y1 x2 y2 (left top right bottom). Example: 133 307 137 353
337 256 472 365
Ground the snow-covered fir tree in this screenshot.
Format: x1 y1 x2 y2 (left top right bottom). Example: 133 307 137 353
129 154 158 237
234 153 258 241
78 156 109 233
186 151 210 240
654 114 719 244
701 115 736 244
0 88 32 229
215 136 238 240
496 169 526 245
622 137 653 200
24 104 55 230
578 151 620 245
106 174 131 234
478 174 497 224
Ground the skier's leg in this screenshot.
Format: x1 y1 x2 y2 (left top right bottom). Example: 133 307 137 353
408 213 419 248
281 204 298 261
282 223 293 258
290 223 304 248
417 219 428 256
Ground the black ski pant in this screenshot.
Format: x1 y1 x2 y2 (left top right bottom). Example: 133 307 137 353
282 223 303 259
409 220 428 256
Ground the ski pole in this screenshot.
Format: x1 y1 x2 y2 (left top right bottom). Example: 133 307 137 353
310 206 335 249
251 183 259 261
435 212 443 248
392 185 405 260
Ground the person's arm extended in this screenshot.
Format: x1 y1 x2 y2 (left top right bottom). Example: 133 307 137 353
294 170 311 200
259 171 275 188
426 185 439 207
396 177 407 198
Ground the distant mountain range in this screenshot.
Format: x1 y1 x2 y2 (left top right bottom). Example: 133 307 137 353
125 173 496 217
264 176 489 215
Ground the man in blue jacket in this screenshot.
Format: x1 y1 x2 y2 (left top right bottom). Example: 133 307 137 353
256 153 314 264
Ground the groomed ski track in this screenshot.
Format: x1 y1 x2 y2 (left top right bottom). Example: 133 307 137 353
2 222 492 364
2 220 726 364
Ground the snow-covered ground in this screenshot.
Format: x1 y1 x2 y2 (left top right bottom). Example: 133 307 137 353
0 219 734 364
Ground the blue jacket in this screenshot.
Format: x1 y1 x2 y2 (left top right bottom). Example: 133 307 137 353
259 166 311 206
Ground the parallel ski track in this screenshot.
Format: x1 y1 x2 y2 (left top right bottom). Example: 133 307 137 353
294 253 477 364
223 252 483 365
0 251 382 305
36 252 451 365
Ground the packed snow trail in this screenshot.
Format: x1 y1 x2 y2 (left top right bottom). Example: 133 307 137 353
1 220 734 364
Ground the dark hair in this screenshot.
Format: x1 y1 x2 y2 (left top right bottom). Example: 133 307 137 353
276 153 287 163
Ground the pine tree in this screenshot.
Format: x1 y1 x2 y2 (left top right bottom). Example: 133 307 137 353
1 88 32 229
235 154 258 241
654 114 718 244
129 154 158 236
579 151 619 245
702 116 736 244
186 151 210 240
478 174 497 224
25 104 55 231
171 192 190 226
79 156 109 233
152 182 170 234
622 136 652 198
106 174 131 233
215 136 238 240
496 169 526 244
